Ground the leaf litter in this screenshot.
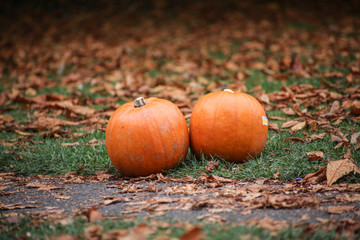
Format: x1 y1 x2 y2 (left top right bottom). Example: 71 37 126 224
1 0 360 237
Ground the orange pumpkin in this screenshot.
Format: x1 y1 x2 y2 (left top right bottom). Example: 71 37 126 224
190 89 268 162
105 97 189 177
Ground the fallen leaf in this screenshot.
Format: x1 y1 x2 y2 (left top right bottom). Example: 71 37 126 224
281 108 296 116
350 132 360 145
329 100 340 113
0 114 15 123
327 159 359 186
328 205 355 214
84 225 103 239
290 121 306 131
306 151 324 161
26 117 78 130
122 224 156 240
310 133 327 141
268 122 279 131
281 120 300 128
303 166 327 184
6 213 21 225
331 134 343 143
61 142 80 147
350 101 360 115
284 137 305 143
180 226 203 240
52 194 71 200
205 161 219 172
51 234 79 240
0 202 37 210
86 207 103 222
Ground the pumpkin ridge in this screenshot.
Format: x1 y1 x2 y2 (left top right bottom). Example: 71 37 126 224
245 93 255 159
212 92 226 157
163 103 184 170
107 107 133 175
152 105 171 171
141 107 157 175
231 93 241 161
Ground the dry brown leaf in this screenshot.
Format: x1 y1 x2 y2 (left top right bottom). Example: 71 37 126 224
268 122 279 131
61 142 80 147
350 101 360 115
303 166 327 184
248 216 289 231
329 100 340 113
84 225 103 239
0 114 15 123
258 93 270 105
350 132 360 145
52 194 71 200
14 130 32 136
331 134 344 143
0 140 15 146
326 159 359 186
26 117 78 130
0 202 37 210
284 137 305 143
329 92 342 99
48 101 97 117
306 151 324 161
180 226 203 240
281 108 296 116
198 214 227 222
310 133 327 141
26 181 67 191
328 205 355 214
205 161 219 172
50 234 79 240
122 224 156 240
201 173 233 183
290 121 306 131
86 138 101 146
86 207 103 222
281 120 299 128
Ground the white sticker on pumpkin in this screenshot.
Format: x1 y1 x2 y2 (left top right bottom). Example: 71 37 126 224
262 116 268 126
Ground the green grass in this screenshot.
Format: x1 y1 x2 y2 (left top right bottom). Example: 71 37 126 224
0 130 113 176
1 112 359 182
0 214 344 240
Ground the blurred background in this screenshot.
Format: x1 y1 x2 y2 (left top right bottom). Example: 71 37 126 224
0 0 359 104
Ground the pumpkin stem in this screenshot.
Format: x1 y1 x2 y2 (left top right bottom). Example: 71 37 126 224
134 97 146 108
223 89 234 93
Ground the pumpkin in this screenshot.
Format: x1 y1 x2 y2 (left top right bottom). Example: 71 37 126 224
105 97 189 177
190 89 268 162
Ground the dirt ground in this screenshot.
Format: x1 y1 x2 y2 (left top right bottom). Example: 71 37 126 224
1 173 359 226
